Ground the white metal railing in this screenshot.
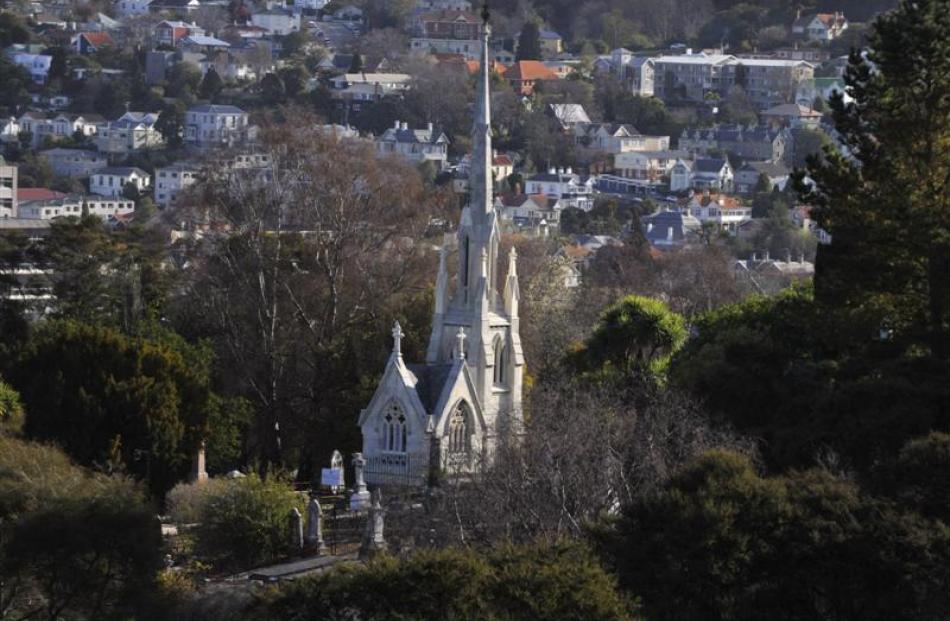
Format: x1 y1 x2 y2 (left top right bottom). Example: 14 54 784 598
364 452 428 487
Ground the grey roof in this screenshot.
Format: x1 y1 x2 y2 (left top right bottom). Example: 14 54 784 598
379 126 447 144
741 161 789 177
642 209 701 244
0 218 52 231
681 124 780 143
182 34 230 47
40 147 104 158
578 122 640 137
407 363 453 413
148 0 197 6
187 104 246 114
693 158 728 173
97 166 149 176
57 112 107 123
548 103 591 125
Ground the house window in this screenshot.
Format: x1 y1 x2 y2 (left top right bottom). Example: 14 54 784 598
448 401 469 454
382 401 407 453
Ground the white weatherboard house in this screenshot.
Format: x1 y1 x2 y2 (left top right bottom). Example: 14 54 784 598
358 15 524 487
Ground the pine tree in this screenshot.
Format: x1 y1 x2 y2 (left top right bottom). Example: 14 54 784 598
199 66 223 101
797 0 950 357
516 21 543 61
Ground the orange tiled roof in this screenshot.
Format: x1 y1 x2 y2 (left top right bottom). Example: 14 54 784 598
81 31 114 47
816 13 846 27
504 60 557 81
563 244 592 260
17 188 67 201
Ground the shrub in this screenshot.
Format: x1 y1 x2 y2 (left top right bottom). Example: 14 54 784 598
0 435 162 620
193 474 301 571
166 478 229 524
252 542 637 621
0 377 23 433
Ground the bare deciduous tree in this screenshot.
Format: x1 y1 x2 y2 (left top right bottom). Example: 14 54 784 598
171 114 443 469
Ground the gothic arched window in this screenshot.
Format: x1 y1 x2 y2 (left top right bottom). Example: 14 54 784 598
448 402 470 454
493 337 507 385
383 401 407 453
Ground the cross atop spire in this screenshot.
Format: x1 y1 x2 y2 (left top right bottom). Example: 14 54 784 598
481 1 490 26
456 327 467 360
392 321 404 357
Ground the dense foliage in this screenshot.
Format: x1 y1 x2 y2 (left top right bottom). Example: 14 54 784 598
798 0 950 360
0 434 162 620
10 321 223 495
251 543 637 621
604 449 950 621
192 474 302 571
575 295 687 382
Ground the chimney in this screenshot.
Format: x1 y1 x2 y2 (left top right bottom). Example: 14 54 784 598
394 119 400 129
647 222 653 233
752 251 758 261
785 249 792 263
566 166 572 174
764 250 770 261
427 122 433 132
667 226 674 241
401 121 408 130
799 252 805 264
548 167 556 175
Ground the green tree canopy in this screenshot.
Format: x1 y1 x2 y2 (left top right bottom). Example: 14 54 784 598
605 449 950 621
252 543 637 621
669 286 950 472
193 473 300 570
875 432 950 523
516 21 543 61
199 66 224 101
797 0 950 358
11 321 219 495
0 434 162 620
576 295 687 382
156 101 186 148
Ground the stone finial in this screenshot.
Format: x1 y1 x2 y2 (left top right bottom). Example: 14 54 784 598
456 327 467 360
508 247 518 278
392 321 404 357
480 247 488 278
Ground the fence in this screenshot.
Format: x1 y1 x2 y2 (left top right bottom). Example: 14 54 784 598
363 452 429 487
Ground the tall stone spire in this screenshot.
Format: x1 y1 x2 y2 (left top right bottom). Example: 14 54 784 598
469 1 493 220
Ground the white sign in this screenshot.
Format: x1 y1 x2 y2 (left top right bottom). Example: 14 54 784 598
321 467 344 487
